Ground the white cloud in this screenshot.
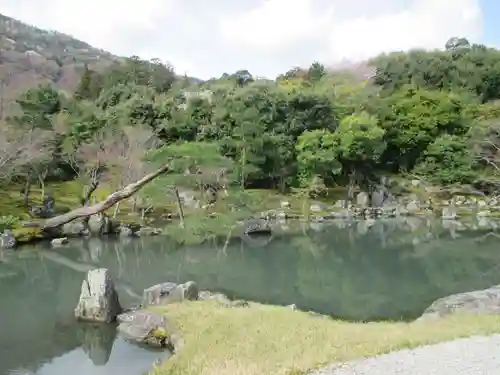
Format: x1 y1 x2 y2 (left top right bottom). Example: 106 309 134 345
219 0 335 50
220 0 483 67
325 0 483 62
0 0 174 52
0 0 486 78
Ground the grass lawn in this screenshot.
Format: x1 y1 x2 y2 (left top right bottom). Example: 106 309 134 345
151 301 500 375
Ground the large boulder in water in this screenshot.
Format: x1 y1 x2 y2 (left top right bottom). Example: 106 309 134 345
62 219 88 237
0 230 16 249
142 281 199 306
117 309 177 350
74 268 122 323
418 285 500 321
243 218 271 235
88 213 112 235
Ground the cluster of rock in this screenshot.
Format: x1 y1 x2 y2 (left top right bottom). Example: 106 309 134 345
61 213 163 238
274 189 500 222
74 269 248 352
0 212 163 249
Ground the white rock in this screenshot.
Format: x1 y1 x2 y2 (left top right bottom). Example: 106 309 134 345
74 268 122 323
51 237 68 246
280 201 291 209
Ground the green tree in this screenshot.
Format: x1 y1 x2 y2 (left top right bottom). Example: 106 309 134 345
334 112 386 197
296 129 341 183
378 85 471 171
413 134 477 185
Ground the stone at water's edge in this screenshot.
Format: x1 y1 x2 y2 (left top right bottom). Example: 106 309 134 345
117 309 177 350
88 213 112 235
0 229 16 249
74 268 122 323
51 237 68 246
62 220 88 237
417 285 500 321
142 281 199 306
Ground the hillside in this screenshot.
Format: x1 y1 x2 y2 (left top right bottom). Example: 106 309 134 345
0 12 120 115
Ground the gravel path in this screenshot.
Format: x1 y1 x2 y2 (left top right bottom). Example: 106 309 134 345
309 334 500 375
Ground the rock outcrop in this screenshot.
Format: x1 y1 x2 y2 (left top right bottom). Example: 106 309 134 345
87 213 112 235
0 229 16 249
418 285 500 321
117 309 177 350
142 281 199 306
74 268 122 323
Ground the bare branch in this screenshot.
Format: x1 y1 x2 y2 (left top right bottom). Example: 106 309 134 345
0 123 54 182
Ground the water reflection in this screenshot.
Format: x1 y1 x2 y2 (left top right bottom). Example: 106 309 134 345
17 335 167 375
78 324 117 366
2 217 500 374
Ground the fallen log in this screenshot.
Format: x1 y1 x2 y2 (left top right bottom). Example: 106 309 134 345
24 164 169 230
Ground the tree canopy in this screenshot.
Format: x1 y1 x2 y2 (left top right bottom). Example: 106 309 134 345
5 37 500 197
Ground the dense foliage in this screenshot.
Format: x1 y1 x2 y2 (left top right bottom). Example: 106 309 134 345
4 36 500 201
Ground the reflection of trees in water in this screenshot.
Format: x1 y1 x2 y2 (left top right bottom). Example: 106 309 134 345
28 220 500 322
4 217 500 375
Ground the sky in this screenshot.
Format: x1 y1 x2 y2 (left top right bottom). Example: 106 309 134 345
0 0 498 79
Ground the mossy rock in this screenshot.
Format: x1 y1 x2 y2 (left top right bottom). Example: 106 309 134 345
11 227 48 243
145 327 171 348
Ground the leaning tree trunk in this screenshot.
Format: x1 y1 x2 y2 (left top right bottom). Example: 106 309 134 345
23 164 170 230
346 169 356 208
22 177 31 206
172 185 185 228
81 179 99 206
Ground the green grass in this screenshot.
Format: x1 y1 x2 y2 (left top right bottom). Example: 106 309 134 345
151 301 500 375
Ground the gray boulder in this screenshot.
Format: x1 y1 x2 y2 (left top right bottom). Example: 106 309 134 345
74 268 122 323
418 285 500 321
371 189 384 207
88 213 112 235
51 237 68 247
0 230 16 249
62 220 87 237
117 309 176 350
136 227 162 237
118 225 133 237
356 192 369 207
142 281 199 306
243 218 271 235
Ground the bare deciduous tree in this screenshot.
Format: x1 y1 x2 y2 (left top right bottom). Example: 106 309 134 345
99 125 159 217
61 129 111 206
0 123 53 184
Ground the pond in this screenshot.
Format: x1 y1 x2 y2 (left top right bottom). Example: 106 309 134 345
1 216 500 374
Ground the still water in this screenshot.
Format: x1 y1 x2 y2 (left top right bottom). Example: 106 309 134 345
1 217 500 374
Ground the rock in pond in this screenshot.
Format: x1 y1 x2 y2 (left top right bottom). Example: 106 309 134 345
62 219 88 237
88 213 112 235
117 309 176 350
118 225 133 237
74 268 122 323
243 218 272 235
51 237 68 246
143 281 199 306
136 227 162 237
0 230 16 249
418 285 500 321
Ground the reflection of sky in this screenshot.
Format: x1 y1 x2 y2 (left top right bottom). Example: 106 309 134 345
8 338 170 375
